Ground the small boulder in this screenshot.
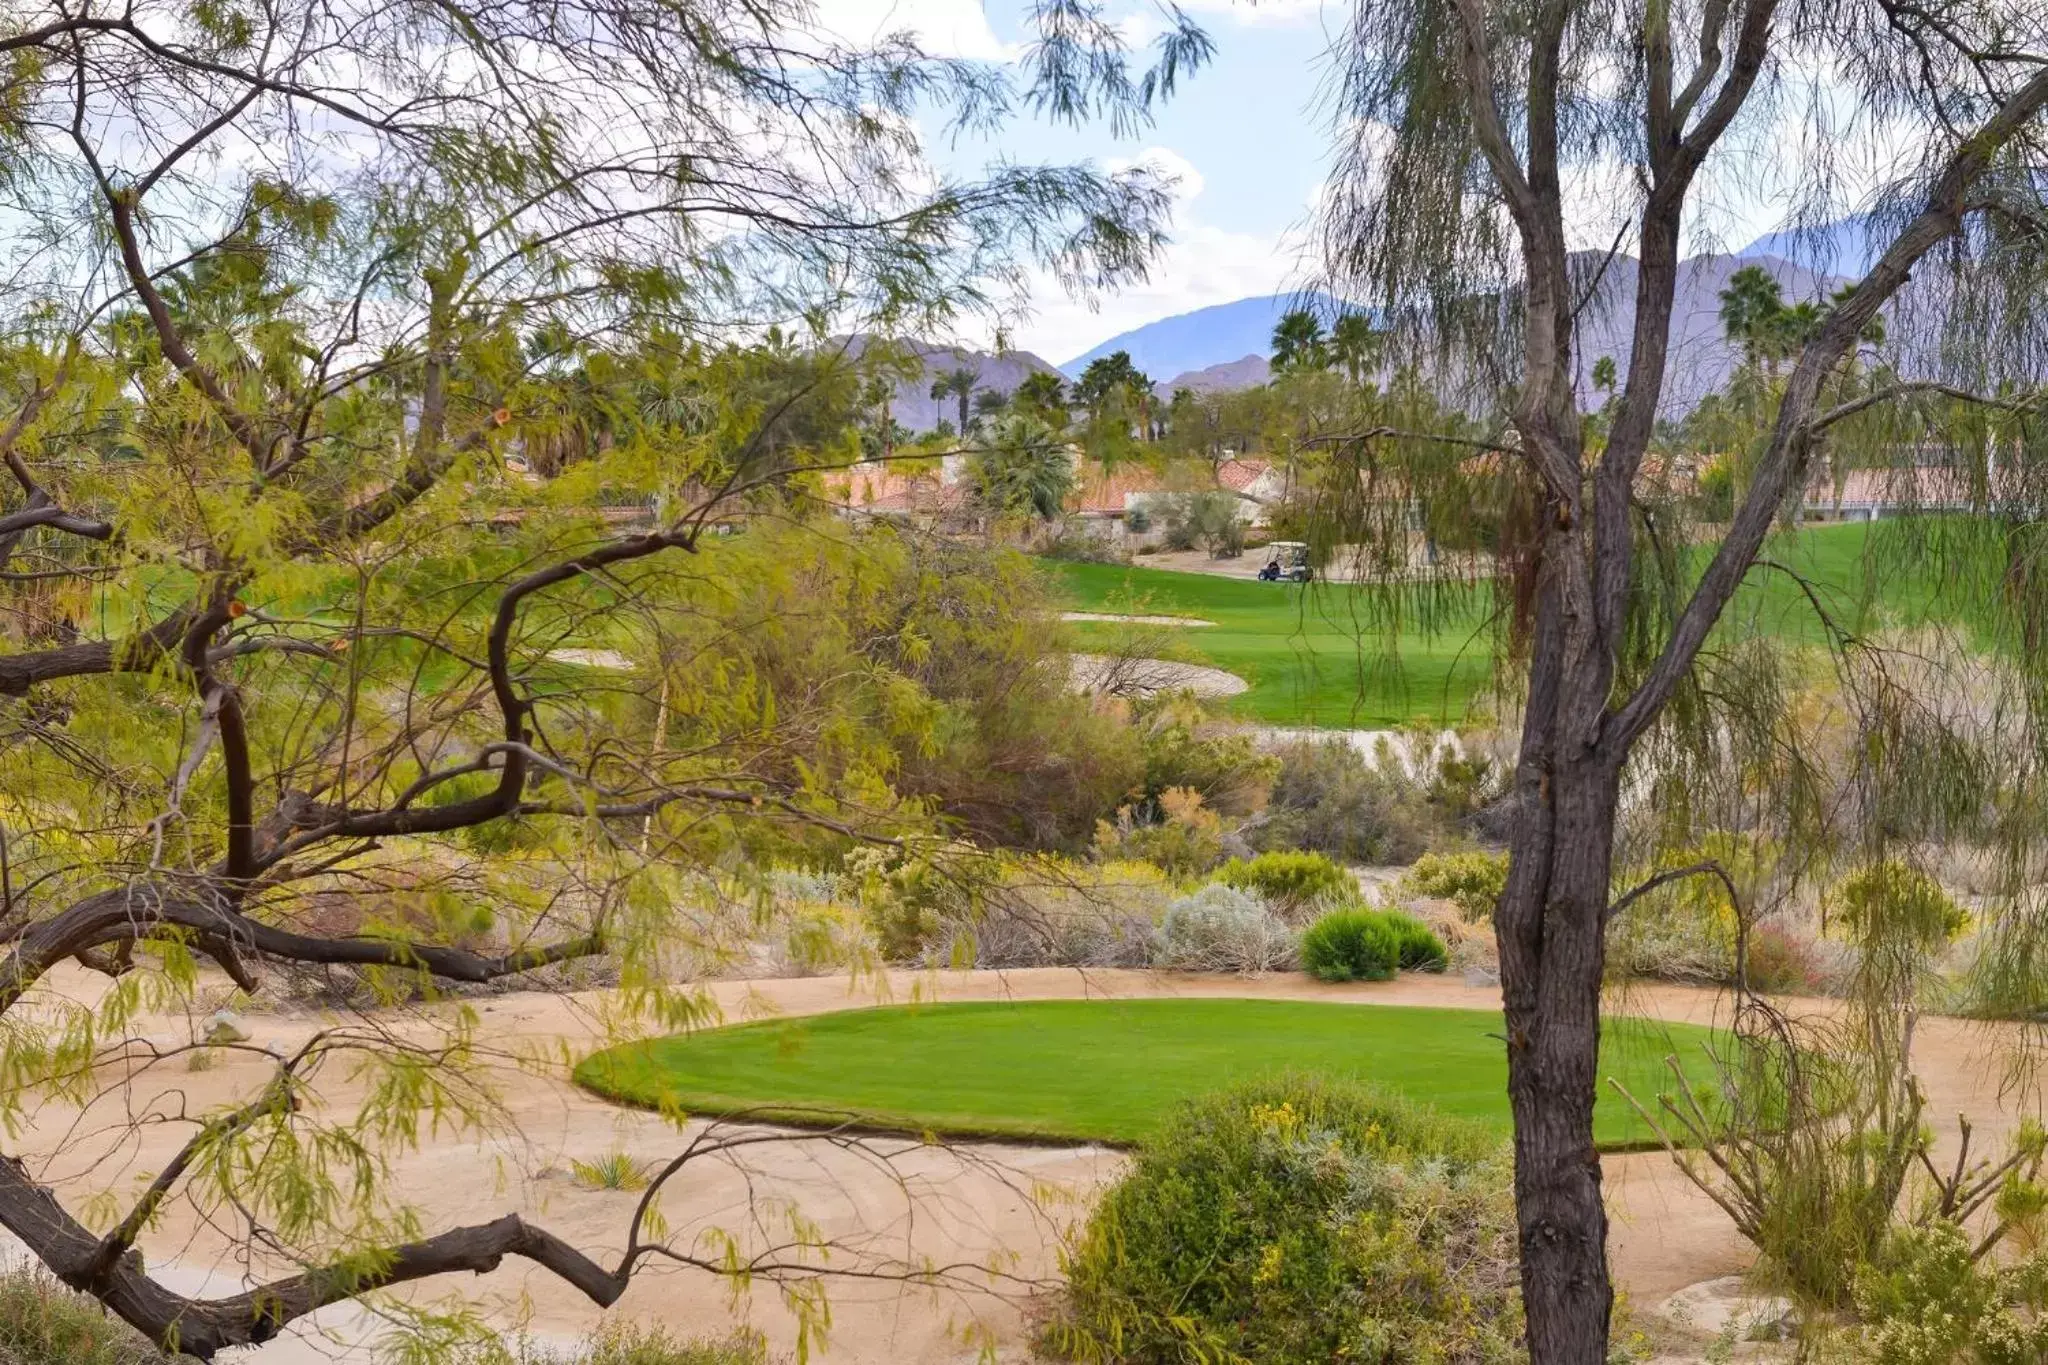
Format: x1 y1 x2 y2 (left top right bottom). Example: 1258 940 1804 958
202 1008 252 1046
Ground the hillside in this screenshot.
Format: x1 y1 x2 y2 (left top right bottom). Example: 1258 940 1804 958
841 337 1063 432
1571 251 1848 413
1059 292 1353 381
1165 353 1270 394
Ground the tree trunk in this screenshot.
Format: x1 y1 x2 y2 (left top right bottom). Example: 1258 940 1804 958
1497 695 1622 1364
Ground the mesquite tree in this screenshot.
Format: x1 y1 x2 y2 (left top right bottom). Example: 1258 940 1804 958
1316 0 2048 1359
0 0 1207 1353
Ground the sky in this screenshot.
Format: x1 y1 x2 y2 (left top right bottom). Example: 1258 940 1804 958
813 0 1353 364
810 0 1856 366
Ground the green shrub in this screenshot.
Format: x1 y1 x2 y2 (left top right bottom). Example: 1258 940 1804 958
1093 786 1227 881
1299 908 1447 981
1380 907 1451 972
1251 740 1438 864
1401 850 1508 922
1298 909 1399 982
1215 851 1354 917
1050 1077 1520 1364
0 1267 167 1365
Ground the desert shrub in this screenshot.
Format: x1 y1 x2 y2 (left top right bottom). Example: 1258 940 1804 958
1743 921 1826 995
0 1266 167 1365
490 1324 773 1365
570 1152 652 1191
852 853 959 962
1049 1077 1520 1364
688 524 1146 855
1094 786 1227 880
1254 740 1437 864
1215 851 1354 917
1401 850 1509 923
944 859 1171 969
1426 746 1503 820
1829 860 1968 950
1041 520 1128 564
1608 835 1784 984
1850 1220 2048 1365
1154 489 1245 557
1131 694 1279 816
1298 909 1399 982
1155 884 1296 973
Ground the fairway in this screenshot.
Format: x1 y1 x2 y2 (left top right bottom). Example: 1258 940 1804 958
576 998 1719 1148
1050 560 1498 726
1051 520 1981 728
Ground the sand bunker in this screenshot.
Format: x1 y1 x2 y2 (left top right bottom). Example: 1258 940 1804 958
1068 653 1249 698
1059 611 1215 627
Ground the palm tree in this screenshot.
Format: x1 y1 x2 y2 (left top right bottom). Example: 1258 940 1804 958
1270 309 1329 372
1718 265 1788 367
1014 371 1068 424
1329 312 1382 385
972 388 1008 430
1075 350 1156 456
968 416 1075 521
929 367 977 435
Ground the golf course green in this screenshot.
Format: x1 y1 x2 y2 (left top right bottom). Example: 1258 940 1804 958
1050 519 1983 727
576 998 1720 1148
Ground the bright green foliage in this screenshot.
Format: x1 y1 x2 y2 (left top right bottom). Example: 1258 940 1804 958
577 999 1714 1147
1215 850 1355 915
1402 851 1509 923
569 1153 651 1192
1299 906 1446 979
1298 909 1400 981
0 1268 166 1365
1380 908 1451 972
1048 1078 1521 1364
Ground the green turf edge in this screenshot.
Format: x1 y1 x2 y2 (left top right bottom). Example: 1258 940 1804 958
572 1002 1710 1153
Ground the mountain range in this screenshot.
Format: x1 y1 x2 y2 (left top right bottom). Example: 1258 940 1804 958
871 217 1885 427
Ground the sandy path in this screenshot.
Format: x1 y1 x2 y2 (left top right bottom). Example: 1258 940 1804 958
8 967 2039 1363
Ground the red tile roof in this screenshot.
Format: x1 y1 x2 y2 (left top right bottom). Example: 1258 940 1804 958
1215 458 1271 492
1069 463 1167 516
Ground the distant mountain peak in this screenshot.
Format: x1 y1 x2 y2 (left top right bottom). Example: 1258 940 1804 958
1059 292 1357 381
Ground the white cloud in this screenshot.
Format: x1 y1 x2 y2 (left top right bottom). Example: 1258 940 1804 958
993 214 1312 363
968 143 1308 364
1106 145 1207 203
1172 0 1331 28
807 0 1020 60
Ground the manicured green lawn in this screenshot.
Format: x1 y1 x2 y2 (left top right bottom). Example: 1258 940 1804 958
576 998 1720 1149
1049 561 1498 727
1051 519 1987 728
